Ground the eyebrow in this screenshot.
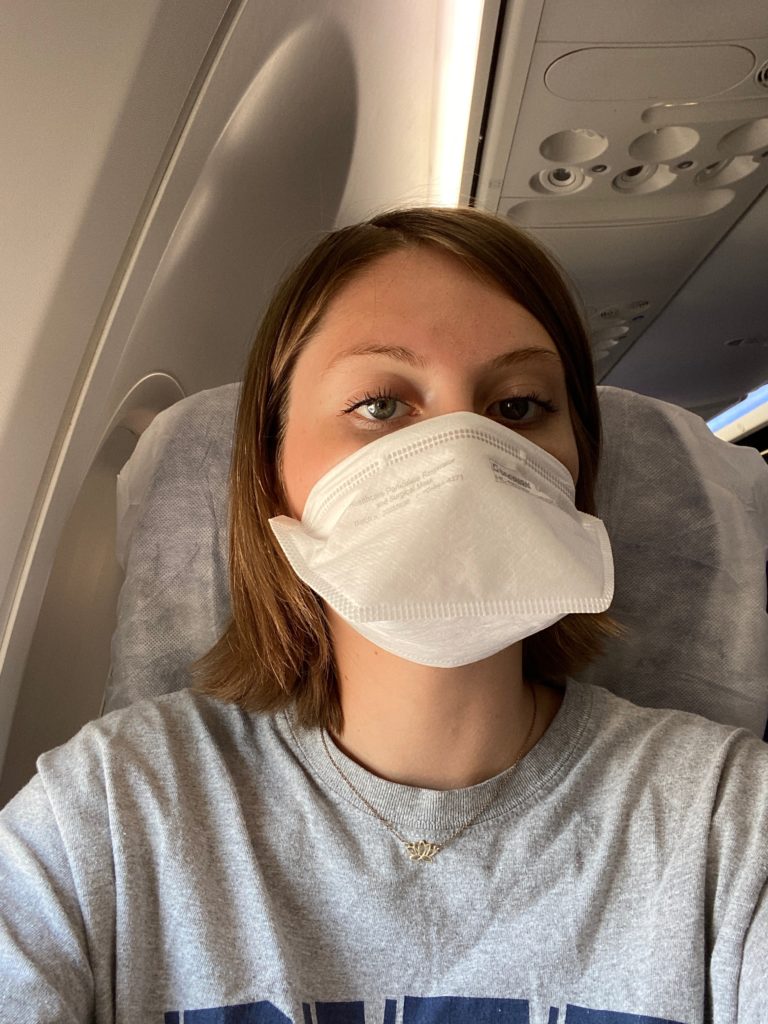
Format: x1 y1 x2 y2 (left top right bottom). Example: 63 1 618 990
323 343 562 374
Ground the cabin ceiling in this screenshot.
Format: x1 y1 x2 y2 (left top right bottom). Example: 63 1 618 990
471 0 768 421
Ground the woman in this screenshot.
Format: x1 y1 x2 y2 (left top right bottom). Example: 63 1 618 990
1 207 766 1023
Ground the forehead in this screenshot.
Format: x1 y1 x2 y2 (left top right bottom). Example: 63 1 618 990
308 247 559 361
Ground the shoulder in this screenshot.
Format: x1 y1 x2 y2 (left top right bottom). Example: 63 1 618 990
32 689 264 806
576 681 768 875
567 680 768 837
40 688 220 753
5 690 281 876
581 680 768 772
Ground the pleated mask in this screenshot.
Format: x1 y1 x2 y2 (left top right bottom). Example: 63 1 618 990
269 411 614 667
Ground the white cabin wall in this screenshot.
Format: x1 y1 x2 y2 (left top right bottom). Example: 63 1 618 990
0 0 455 802
0 0 233 666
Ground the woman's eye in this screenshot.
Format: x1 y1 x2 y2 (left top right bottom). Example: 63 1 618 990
343 391 411 423
342 390 557 426
489 394 558 424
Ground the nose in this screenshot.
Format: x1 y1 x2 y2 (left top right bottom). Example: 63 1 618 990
426 387 480 419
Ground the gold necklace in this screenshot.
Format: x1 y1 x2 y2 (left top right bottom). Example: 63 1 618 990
320 682 537 863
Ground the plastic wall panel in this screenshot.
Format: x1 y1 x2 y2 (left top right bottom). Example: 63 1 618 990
0 0 233 643
0 426 137 805
0 0 443 793
100 14 362 417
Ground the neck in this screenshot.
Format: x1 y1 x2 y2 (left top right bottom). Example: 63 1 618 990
325 610 562 790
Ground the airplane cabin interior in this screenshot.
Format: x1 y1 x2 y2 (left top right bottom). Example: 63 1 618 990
1 0 767 808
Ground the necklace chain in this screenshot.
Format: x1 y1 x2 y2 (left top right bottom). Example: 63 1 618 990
320 682 537 863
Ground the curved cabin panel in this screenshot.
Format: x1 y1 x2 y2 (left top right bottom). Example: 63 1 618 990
0 0 460 799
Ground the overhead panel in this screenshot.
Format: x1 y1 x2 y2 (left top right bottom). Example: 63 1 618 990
474 0 768 411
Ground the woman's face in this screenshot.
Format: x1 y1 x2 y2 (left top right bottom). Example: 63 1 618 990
281 246 580 518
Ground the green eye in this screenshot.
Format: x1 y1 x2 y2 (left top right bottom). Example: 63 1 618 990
343 389 410 423
364 396 400 420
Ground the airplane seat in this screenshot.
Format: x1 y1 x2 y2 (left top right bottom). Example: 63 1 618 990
105 383 768 739
108 384 238 712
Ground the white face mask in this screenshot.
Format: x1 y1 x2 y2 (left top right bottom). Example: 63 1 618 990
269 411 614 667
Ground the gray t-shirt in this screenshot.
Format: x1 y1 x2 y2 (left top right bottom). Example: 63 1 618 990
1 679 767 1024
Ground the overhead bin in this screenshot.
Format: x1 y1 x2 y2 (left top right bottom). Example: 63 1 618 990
472 0 768 413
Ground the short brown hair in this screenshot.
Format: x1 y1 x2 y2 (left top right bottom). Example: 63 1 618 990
192 206 626 732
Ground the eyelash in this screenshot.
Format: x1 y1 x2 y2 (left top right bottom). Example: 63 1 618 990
342 387 559 423
342 387 398 416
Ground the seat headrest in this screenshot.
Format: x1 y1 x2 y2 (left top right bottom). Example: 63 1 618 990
106 383 768 736
578 386 768 734
109 386 236 709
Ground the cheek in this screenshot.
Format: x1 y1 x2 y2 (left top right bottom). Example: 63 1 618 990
280 417 346 520
542 429 579 489
280 425 317 519
554 400 580 487
565 439 580 488
280 350 348 518
279 369 322 518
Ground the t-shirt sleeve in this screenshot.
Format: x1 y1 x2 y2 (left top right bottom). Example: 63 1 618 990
738 877 768 1016
0 774 95 1022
